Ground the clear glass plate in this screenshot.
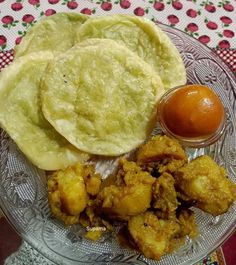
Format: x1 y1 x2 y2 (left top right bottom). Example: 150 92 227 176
0 24 236 265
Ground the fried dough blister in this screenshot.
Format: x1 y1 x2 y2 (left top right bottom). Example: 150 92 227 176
76 15 186 90
41 38 164 156
0 51 89 170
14 12 88 58
0 12 235 261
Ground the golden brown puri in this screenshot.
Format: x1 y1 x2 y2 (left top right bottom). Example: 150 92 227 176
76 15 187 90
14 13 88 58
174 155 236 216
96 159 156 220
0 51 90 171
47 163 102 225
137 135 187 174
42 39 164 157
152 172 179 220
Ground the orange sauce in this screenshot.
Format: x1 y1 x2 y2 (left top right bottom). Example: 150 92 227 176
162 85 225 138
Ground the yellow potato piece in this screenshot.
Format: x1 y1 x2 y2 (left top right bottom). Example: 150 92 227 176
41 39 164 156
175 155 236 216
14 12 88 58
0 52 89 170
76 15 186 90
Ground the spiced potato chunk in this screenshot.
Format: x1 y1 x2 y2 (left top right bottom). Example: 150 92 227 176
175 155 236 216
97 159 156 220
137 135 187 174
152 172 179 219
48 163 101 225
128 211 180 260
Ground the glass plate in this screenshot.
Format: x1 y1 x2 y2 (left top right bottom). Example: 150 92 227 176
0 24 236 265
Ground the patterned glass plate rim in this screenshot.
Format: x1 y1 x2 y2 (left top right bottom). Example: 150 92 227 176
0 23 236 265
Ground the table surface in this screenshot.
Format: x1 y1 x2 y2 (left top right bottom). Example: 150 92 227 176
0 0 236 264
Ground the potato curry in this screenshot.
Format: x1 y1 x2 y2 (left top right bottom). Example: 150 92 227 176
47 135 236 260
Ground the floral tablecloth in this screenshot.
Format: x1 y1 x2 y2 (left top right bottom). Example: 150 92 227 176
0 0 236 265
0 0 236 72
0 0 236 49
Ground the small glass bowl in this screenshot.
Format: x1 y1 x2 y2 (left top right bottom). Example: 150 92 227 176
157 85 226 148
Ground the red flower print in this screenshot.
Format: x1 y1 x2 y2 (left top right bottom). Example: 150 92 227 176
205 4 216 13
15 36 22 45
28 0 40 5
48 0 60 4
11 2 23 11
22 14 35 23
200 1 216 12
223 30 234 38
186 9 198 18
80 8 95 15
45 9 56 16
186 23 198 32
67 1 78 9
120 0 131 9
0 0 5 2
218 1 234 11
153 1 165 11
206 21 218 30
198 35 210 44
0 35 7 46
101 2 112 11
134 7 145 16
172 1 183 10
218 40 230 48
167 15 179 25
220 16 232 25
1 15 19 29
223 3 234 11
1 16 14 24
